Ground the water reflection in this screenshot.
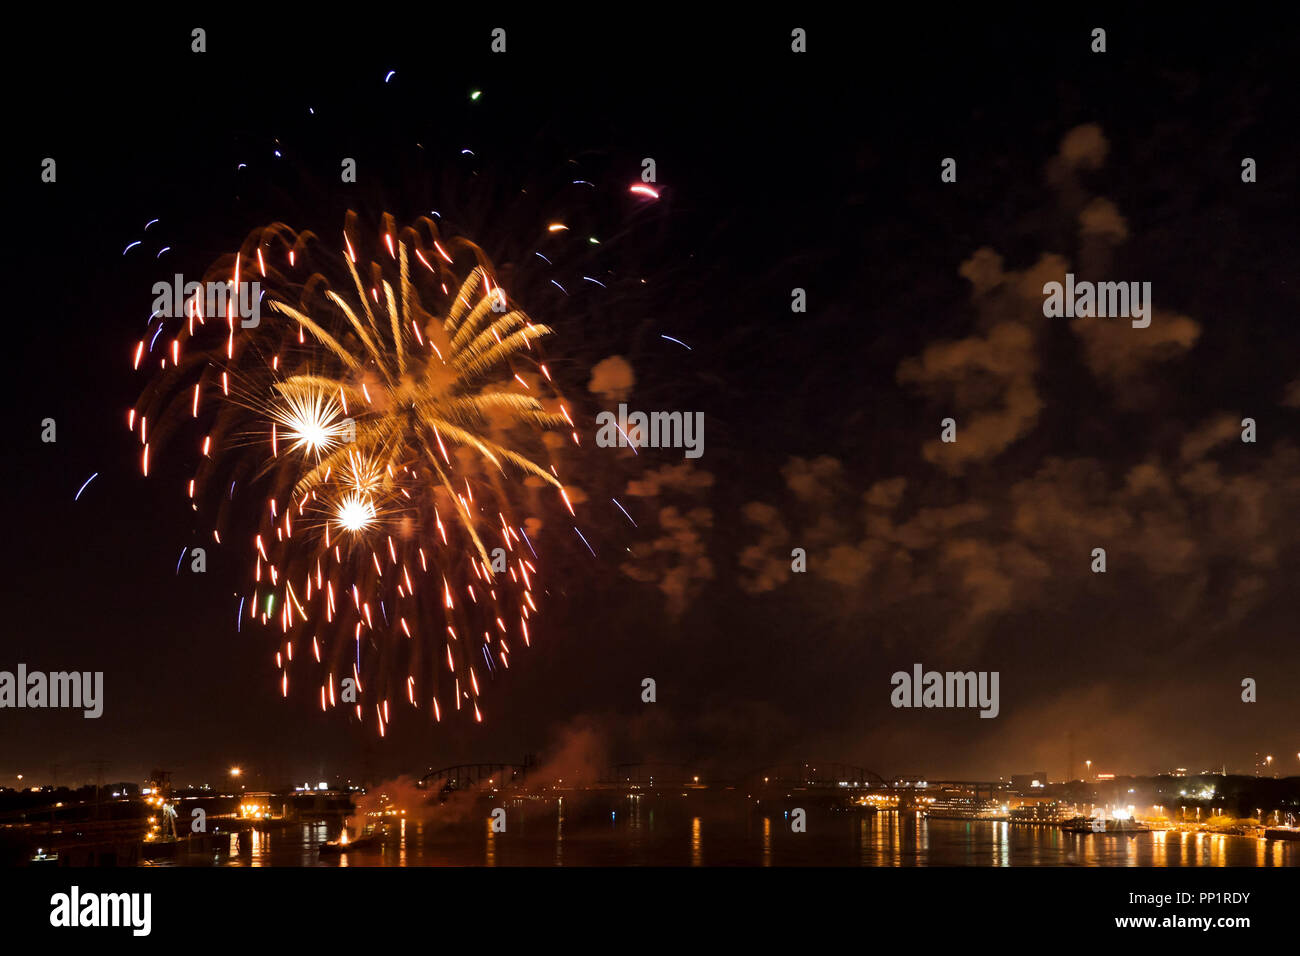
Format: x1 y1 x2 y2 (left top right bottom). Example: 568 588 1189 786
555 798 564 867
156 813 1299 867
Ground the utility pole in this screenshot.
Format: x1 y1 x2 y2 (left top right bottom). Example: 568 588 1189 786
91 760 109 820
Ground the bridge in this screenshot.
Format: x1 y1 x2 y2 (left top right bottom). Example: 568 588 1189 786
598 763 707 787
577 760 891 792
413 758 997 802
417 763 531 793
744 762 888 789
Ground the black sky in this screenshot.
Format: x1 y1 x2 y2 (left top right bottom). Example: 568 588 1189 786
6 11 1298 788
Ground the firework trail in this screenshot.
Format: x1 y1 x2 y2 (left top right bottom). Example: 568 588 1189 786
132 210 582 733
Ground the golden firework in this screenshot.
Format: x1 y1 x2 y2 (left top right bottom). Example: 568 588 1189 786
132 211 579 732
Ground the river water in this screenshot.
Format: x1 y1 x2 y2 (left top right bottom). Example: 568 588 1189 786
149 810 1300 867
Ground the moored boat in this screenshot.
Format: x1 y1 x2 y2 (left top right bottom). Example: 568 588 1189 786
319 826 383 855
1062 815 1149 833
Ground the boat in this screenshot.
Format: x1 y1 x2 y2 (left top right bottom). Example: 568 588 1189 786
923 794 1008 821
318 826 383 855
1008 802 1075 826
1263 826 1300 841
1062 815 1150 834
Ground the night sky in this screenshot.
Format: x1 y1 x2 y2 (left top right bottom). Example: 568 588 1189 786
7 12 1298 789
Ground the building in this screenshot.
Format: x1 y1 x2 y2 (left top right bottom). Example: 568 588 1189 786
1010 772 1048 791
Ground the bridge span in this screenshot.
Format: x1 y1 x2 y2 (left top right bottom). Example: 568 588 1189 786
415 758 997 800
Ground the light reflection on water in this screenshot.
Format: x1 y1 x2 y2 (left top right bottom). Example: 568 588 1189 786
153 811 1300 867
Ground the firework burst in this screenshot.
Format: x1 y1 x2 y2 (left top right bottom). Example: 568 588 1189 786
132 211 581 733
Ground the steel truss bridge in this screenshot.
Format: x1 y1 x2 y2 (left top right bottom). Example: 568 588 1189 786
417 760 903 793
